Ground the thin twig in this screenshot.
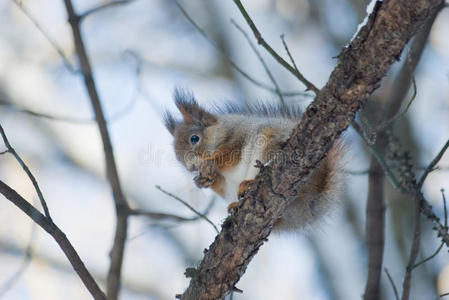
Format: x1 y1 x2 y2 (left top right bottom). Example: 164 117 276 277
233 0 319 94
384 268 400 300
402 189 425 298
155 185 219 234
0 103 93 123
128 196 215 223
417 139 449 188
280 34 300 74
442 188 448 228
441 292 449 297
352 121 404 191
230 19 285 105
128 209 201 222
411 241 444 269
11 0 77 73
174 1 311 99
376 77 418 132
0 150 8 155
0 221 35 297
0 180 106 299
62 1 129 299
79 0 137 21
0 124 52 220
345 165 449 176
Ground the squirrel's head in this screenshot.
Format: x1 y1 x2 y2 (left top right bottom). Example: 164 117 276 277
164 89 217 171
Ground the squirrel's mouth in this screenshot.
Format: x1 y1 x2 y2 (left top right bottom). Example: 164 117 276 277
187 164 198 172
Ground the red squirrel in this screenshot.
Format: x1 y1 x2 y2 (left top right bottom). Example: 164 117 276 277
165 89 344 231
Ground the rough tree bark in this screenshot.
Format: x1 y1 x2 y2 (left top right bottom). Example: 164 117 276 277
179 0 444 299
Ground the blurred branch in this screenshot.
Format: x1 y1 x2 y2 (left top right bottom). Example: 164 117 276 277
11 0 77 73
417 139 449 188
128 196 216 223
0 102 93 123
174 1 311 99
280 34 301 78
384 268 400 300
233 0 319 94
0 221 35 297
375 77 417 132
0 124 52 220
402 190 422 300
230 19 284 105
363 156 386 300
411 241 444 269
62 1 129 299
179 1 444 299
79 0 137 21
155 185 219 234
345 165 449 175
0 181 106 299
363 6 441 299
352 121 404 191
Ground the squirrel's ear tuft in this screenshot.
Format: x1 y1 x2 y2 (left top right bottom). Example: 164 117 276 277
173 88 217 127
163 111 179 135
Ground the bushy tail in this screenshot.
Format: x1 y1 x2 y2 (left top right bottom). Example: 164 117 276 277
274 140 346 232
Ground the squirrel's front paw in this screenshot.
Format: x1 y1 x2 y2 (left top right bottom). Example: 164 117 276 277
194 160 218 188
237 179 256 199
194 173 215 188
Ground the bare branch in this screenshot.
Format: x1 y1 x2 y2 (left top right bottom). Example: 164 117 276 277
0 221 35 297
280 34 300 75
233 0 320 94
352 121 404 191
0 102 93 123
376 77 418 132
384 268 400 300
417 139 449 188
62 1 129 298
0 124 52 220
174 1 311 99
0 180 106 299
412 241 444 269
230 19 285 105
128 196 215 223
363 157 386 300
79 0 137 21
155 185 219 234
401 193 423 300
443 188 448 228
11 0 77 73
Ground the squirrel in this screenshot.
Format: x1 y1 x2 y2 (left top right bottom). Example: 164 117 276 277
164 89 344 231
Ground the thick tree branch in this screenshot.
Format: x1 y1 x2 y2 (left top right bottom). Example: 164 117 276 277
179 1 444 299
0 180 106 300
62 1 129 299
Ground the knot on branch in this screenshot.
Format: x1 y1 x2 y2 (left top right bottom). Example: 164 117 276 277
184 267 199 279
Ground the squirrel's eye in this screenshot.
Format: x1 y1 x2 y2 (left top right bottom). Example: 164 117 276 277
190 135 200 145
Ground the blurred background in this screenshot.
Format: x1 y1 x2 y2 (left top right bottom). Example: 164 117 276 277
0 0 448 299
